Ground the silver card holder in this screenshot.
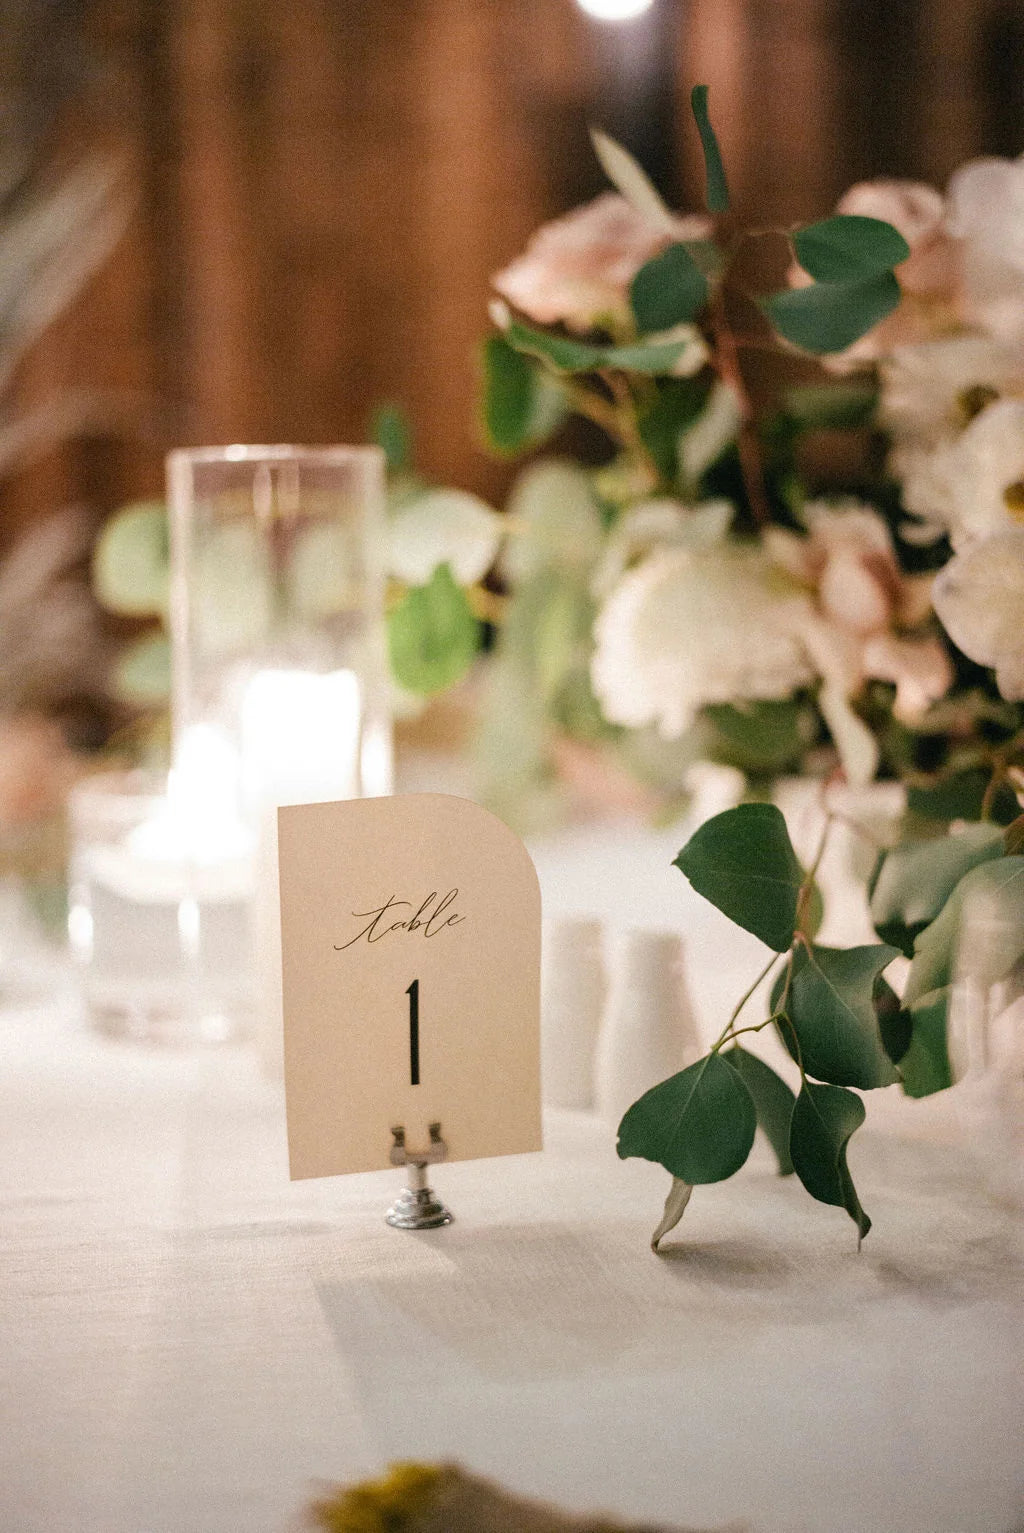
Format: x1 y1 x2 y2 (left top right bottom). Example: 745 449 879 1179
385 1122 454 1229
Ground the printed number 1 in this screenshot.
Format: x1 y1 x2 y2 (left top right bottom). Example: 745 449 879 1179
407 979 420 1086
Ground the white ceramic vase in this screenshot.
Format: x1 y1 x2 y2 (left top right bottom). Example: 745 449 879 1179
541 917 607 1110
595 930 700 1125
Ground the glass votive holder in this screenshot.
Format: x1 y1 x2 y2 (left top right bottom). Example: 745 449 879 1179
67 769 255 1044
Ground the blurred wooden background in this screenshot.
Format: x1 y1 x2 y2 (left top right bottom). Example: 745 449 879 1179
3 0 1023 550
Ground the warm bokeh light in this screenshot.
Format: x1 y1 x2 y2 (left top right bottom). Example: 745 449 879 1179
576 0 656 21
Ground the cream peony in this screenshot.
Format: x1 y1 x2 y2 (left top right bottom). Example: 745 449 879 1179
901 398 1024 548
933 529 1024 700
591 545 814 739
492 193 710 334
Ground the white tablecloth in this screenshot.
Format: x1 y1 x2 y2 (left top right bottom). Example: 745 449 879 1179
1 810 1023 1533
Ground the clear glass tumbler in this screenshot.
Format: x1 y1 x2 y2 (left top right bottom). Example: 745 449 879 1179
68 770 254 1043
167 445 393 810
167 446 393 1070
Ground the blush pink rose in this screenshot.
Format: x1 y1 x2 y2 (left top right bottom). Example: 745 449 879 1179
768 502 953 721
492 192 710 334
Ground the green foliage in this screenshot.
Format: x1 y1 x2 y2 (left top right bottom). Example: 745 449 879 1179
792 215 910 283
481 336 566 455
907 770 1021 826
92 501 169 617
689 85 730 212
371 403 413 474
630 243 708 333
387 563 481 696
774 943 901 1089
112 631 171 705
905 856 1024 1004
637 376 709 484
899 988 953 1098
782 382 878 430
673 802 804 951
760 271 902 355
789 1082 871 1242
617 1052 756 1183
502 459 604 581
869 823 1004 956
699 699 815 777
505 319 702 377
726 1047 795 1175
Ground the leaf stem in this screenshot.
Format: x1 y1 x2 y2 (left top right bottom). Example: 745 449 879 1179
724 1013 786 1046
711 951 780 1052
707 280 772 529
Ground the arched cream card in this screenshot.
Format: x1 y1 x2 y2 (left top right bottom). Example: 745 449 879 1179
278 793 542 1179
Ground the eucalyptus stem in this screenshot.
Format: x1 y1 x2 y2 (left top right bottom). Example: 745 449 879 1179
711 951 780 1052
707 279 772 529
713 814 830 1055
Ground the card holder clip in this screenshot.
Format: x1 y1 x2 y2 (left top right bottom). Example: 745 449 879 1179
385 1122 453 1229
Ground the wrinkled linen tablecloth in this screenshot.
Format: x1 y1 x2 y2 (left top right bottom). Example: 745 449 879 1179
1 809 1023 1533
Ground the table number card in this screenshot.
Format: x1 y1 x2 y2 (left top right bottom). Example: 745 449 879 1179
278 793 542 1179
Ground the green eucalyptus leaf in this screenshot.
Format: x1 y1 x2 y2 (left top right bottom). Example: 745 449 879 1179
604 331 708 376
371 403 412 473
112 631 171 705
387 562 481 696
869 823 1005 957
630 243 708 332
789 1081 871 1242
690 84 730 212
649 1177 694 1251
93 501 169 617
792 215 910 283
674 803 803 951
505 321 604 373
505 319 704 378
637 376 709 483
899 987 953 1098
481 335 567 455
726 1047 796 1175
617 1051 757 1183
700 699 813 776
905 856 1024 1004
760 271 901 355
775 943 901 1089
907 769 1020 826
875 976 912 1064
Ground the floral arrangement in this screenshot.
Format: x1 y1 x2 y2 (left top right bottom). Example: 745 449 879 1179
382 89 1024 1244
374 90 1024 834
